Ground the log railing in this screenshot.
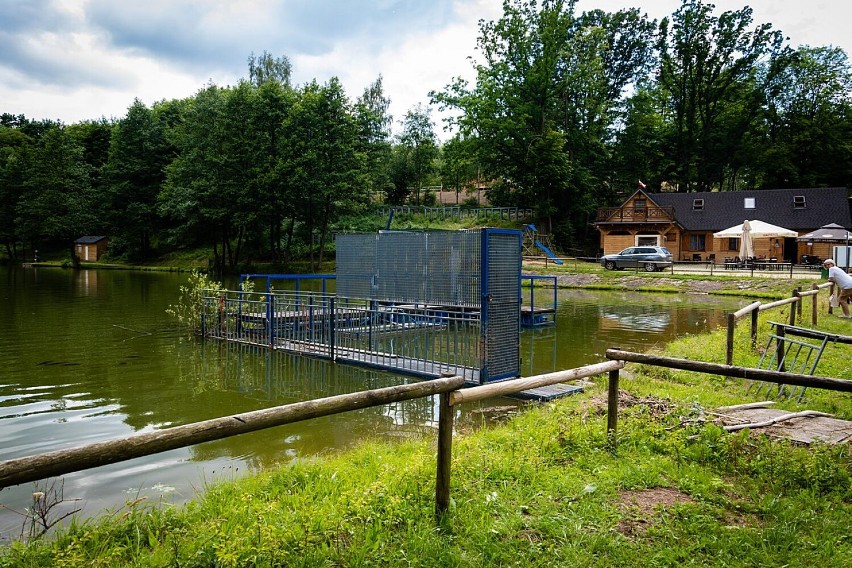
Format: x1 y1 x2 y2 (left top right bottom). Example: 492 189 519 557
725 282 833 365
604 348 852 443
1 344 846 524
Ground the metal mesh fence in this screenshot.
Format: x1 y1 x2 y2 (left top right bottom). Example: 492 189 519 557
205 229 520 384
336 231 481 306
483 230 522 381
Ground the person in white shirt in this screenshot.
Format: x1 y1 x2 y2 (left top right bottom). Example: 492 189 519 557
824 258 852 317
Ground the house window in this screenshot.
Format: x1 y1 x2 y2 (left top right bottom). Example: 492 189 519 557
690 234 706 251
636 234 659 246
633 198 646 210
693 199 704 210
793 195 806 208
728 238 739 251
744 197 755 209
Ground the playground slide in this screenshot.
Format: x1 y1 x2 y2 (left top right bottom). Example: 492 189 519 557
534 240 563 264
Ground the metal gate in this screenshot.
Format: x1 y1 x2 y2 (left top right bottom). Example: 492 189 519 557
480 228 522 382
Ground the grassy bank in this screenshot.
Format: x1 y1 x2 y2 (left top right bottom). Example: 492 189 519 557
2 292 850 566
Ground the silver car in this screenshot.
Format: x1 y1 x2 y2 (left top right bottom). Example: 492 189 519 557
601 246 673 272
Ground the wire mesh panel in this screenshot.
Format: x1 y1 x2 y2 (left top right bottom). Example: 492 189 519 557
377 232 428 303
424 230 480 307
335 230 481 306
481 229 522 382
335 234 376 299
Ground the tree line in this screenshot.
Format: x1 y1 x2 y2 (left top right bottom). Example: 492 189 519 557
1 0 850 269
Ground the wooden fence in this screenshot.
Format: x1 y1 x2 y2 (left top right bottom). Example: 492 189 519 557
603 348 852 440
1 345 848 523
725 282 833 365
0 362 623 518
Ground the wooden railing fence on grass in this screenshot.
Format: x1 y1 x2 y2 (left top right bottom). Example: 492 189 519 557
1 344 848 525
0 362 625 519
725 283 834 365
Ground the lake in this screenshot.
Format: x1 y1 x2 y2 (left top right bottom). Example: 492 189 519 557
0 266 745 538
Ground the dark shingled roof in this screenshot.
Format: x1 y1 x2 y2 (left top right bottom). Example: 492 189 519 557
75 236 108 244
646 188 851 232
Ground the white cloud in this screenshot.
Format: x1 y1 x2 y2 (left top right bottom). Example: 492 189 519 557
0 0 848 133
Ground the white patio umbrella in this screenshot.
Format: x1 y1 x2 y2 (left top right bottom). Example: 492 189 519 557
738 220 754 259
713 220 799 239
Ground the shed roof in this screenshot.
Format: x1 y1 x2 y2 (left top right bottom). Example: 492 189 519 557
75 235 108 244
647 187 850 232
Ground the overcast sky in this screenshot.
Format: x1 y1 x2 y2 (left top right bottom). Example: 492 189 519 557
2 0 849 138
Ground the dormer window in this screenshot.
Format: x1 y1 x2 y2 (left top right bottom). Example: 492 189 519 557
793 195 806 208
693 199 704 211
744 197 755 209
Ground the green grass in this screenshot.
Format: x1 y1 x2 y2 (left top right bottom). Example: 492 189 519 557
3 291 850 566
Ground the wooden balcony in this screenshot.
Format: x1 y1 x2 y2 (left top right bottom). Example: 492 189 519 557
596 206 675 223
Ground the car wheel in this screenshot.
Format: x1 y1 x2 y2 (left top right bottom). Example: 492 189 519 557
604 260 616 270
644 262 657 272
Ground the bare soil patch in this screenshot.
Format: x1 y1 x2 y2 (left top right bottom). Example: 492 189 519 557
615 487 694 537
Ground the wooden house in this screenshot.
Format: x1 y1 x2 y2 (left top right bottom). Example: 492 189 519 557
595 187 851 263
74 236 109 261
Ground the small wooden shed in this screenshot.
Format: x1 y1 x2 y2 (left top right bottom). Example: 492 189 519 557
74 236 109 261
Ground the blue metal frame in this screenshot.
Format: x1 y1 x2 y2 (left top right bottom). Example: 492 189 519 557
521 274 557 327
480 228 522 382
240 273 336 294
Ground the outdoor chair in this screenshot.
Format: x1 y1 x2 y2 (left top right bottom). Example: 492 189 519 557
747 325 830 402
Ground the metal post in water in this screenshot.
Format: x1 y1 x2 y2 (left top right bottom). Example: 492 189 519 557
329 297 336 360
267 292 274 348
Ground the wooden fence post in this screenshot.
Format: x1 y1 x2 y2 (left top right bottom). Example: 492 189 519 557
812 283 819 326
607 368 620 448
751 308 759 348
797 287 803 317
726 312 736 365
435 390 454 517
789 290 799 326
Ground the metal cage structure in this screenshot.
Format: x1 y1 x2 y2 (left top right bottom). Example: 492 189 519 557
201 228 522 384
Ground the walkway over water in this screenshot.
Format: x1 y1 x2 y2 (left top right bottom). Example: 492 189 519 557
201 290 580 401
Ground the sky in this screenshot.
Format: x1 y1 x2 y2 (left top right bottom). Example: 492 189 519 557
2 0 850 139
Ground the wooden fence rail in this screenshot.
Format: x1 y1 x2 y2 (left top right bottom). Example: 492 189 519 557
3 344 845 524
0 376 465 490
0 361 627 520
726 283 833 365
604 348 852 440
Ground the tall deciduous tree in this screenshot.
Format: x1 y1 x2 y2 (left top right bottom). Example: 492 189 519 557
15 127 95 264
0 125 32 260
105 100 170 260
433 0 655 245
760 46 852 188
355 76 393 201
248 51 292 87
396 104 438 205
280 78 365 269
656 0 785 191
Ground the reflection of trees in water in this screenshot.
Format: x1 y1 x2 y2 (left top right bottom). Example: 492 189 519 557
169 342 441 468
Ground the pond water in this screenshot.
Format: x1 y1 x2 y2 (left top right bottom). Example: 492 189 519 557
0 266 745 538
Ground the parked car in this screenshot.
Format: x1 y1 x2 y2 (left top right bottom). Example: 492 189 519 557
601 246 673 272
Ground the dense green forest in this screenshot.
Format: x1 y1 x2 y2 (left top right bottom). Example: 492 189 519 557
1 0 850 271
